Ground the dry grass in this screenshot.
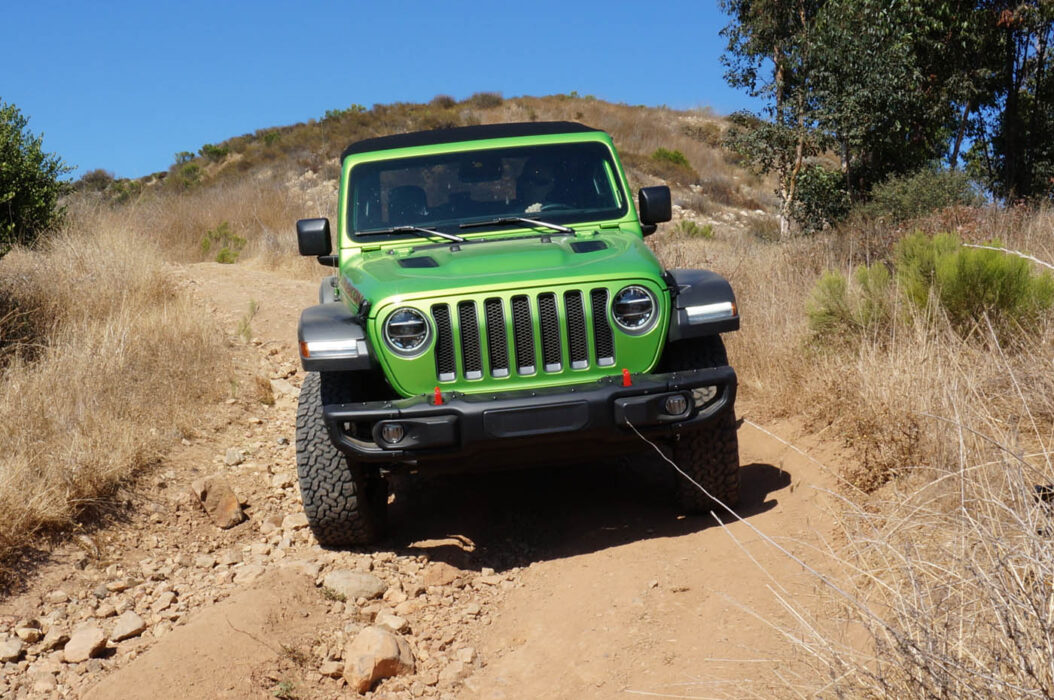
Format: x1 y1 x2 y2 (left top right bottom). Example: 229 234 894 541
654 205 1054 696
0 203 227 560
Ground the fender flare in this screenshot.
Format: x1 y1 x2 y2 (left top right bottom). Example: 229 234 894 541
298 303 374 372
664 269 740 341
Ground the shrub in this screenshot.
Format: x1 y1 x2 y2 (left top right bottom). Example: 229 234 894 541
177 163 201 189
806 264 892 341
675 219 713 238
681 121 723 147
651 148 691 168
77 169 115 192
467 92 503 109
0 99 71 255
791 164 851 234
200 221 245 263
174 151 195 165
859 168 981 223
262 131 281 146
430 95 456 109
895 232 1054 337
199 143 229 161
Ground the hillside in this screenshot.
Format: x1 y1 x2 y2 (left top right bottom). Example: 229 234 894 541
1 93 1052 697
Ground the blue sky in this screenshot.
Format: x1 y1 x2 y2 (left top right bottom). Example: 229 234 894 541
3 1 760 179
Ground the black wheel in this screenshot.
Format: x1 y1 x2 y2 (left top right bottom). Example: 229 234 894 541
660 336 741 514
295 371 387 546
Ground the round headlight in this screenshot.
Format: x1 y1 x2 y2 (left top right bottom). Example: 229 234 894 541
612 285 657 333
384 307 431 356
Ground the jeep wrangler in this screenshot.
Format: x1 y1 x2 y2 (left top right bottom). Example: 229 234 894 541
295 121 740 546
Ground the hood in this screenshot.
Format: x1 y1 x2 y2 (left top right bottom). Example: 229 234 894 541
344 231 665 312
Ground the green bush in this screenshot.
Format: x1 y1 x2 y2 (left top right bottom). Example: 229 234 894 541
200 221 245 264
651 148 691 168
199 143 229 161
675 219 713 238
174 151 195 165
858 168 981 223
807 264 892 341
0 100 71 255
895 232 1054 336
791 164 851 234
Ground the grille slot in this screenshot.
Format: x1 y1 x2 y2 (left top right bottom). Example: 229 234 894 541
458 301 483 379
484 298 509 377
511 296 535 374
590 288 615 366
538 293 561 371
565 291 589 369
431 304 456 382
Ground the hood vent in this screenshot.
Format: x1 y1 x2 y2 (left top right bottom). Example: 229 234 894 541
397 256 439 268
570 240 607 253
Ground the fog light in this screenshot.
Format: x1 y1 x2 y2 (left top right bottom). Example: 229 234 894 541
664 395 689 416
380 423 405 444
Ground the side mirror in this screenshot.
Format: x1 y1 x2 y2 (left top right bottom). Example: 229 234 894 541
638 186 672 236
297 218 332 257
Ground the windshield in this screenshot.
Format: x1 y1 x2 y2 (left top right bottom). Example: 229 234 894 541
347 142 627 242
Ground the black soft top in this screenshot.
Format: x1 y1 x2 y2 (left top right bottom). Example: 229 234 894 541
340 121 602 161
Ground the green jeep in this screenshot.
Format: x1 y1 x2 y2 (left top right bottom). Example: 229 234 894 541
295 121 740 546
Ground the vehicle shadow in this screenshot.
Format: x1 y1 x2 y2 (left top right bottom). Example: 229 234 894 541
380 456 792 572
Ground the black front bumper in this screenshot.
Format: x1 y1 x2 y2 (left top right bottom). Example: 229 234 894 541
323 367 736 464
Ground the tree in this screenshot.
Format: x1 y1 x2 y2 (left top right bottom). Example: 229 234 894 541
0 100 71 255
720 0 826 238
967 1 1054 200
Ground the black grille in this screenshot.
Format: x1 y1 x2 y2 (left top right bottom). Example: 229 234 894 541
431 289 616 382
458 301 482 379
565 291 588 369
431 304 456 381
538 293 561 371
511 296 535 374
590 288 614 365
484 298 509 377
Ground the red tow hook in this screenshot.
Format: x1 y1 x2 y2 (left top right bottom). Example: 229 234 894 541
433 386 443 405
622 368 632 387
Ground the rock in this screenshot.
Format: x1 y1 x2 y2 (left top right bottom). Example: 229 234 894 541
319 660 343 678
421 562 461 588
342 626 415 694
270 378 297 397
271 473 295 489
0 637 23 662
282 513 309 531
224 448 245 466
152 591 177 613
94 603 116 619
39 629 69 652
456 647 476 664
439 659 469 683
46 590 69 604
14 627 41 643
218 548 243 566
323 570 387 601
190 475 246 529
106 579 133 592
110 611 146 642
32 674 58 692
276 436 290 446
374 611 409 634
478 574 504 586
233 564 266 585
63 626 107 663
194 554 217 569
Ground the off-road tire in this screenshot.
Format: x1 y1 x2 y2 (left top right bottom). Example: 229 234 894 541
660 336 740 514
296 371 387 546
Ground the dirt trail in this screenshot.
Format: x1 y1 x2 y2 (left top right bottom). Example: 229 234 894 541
0 262 848 699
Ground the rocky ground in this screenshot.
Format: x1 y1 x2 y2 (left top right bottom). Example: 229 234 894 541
0 262 846 699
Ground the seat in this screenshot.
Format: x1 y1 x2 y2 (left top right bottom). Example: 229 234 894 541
387 185 428 225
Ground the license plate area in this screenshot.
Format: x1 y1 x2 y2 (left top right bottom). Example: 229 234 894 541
482 401 589 438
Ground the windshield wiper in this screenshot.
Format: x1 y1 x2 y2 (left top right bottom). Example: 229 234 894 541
459 217 574 235
357 225 465 243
